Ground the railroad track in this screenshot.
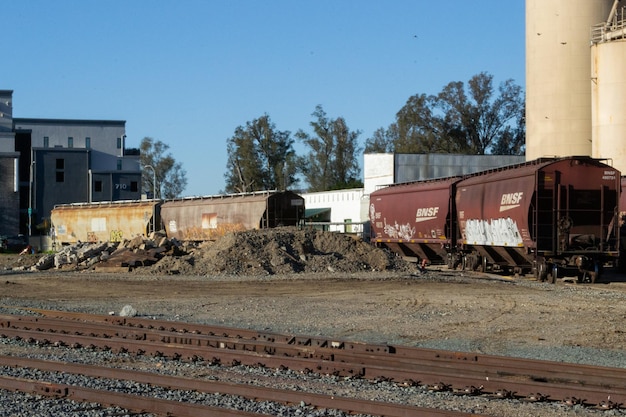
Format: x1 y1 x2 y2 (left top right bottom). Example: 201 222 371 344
0 307 624 414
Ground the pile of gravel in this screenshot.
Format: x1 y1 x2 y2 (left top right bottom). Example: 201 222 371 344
141 227 419 276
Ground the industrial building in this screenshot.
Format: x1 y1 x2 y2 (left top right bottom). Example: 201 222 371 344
526 0 626 173
0 90 141 245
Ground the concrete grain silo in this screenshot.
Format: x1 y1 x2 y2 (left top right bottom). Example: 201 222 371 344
591 2 626 173
526 0 613 160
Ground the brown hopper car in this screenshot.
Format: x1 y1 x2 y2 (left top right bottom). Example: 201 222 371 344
161 190 304 241
369 177 460 266
51 190 305 244
371 156 620 282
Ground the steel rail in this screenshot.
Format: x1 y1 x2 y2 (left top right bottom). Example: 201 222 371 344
18 307 626 386
5 306 393 353
0 355 486 417
1 309 625 409
1 324 624 409
0 375 259 417
2 313 625 393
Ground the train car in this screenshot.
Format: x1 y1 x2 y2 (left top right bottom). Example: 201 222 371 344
371 156 620 282
619 176 626 218
456 156 619 282
618 176 626 271
51 200 161 244
369 177 461 267
160 190 305 241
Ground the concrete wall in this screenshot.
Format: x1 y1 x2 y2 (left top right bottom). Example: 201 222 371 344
303 188 366 234
363 154 394 195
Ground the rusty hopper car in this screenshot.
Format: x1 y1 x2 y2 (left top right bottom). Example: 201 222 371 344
369 177 461 266
160 190 305 241
456 156 620 282
51 200 161 244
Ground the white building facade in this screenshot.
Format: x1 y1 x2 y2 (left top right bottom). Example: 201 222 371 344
302 188 368 236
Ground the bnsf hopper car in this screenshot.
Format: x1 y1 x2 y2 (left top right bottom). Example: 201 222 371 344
619 176 626 218
51 200 161 244
371 156 620 282
618 176 626 270
368 176 460 265
161 190 304 241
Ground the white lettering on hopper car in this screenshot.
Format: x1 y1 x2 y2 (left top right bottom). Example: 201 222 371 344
415 207 439 222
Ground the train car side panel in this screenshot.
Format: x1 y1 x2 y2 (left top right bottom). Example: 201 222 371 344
51 201 160 244
456 157 620 279
369 178 459 264
161 196 266 241
456 171 537 248
161 191 304 241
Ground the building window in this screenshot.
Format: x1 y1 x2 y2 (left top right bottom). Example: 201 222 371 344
68 137 73 148
56 158 65 182
94 181 102 192
130 181 138 192
117 137 122 149
85 137 91 149
43 136 49 148
117 159 122 170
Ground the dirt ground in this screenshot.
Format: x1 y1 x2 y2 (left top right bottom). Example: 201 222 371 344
2 228 626 366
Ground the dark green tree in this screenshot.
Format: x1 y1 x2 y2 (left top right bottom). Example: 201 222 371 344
224 115 298 193
491 102 526 155
364 126 396 153
370 72 524 155
140 137 187 199
296 105 363 192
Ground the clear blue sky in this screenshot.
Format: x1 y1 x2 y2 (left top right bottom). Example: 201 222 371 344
3 1 525 197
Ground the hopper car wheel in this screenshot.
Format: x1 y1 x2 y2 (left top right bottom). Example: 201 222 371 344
472 255 480 270
463 254 479 271
447 254 455 270
536 261 548 282
481 256 487 272
462 255 468 271
549 264 557 284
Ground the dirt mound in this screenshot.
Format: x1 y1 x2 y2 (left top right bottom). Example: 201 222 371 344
0 253 41 271
143 227 418 276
